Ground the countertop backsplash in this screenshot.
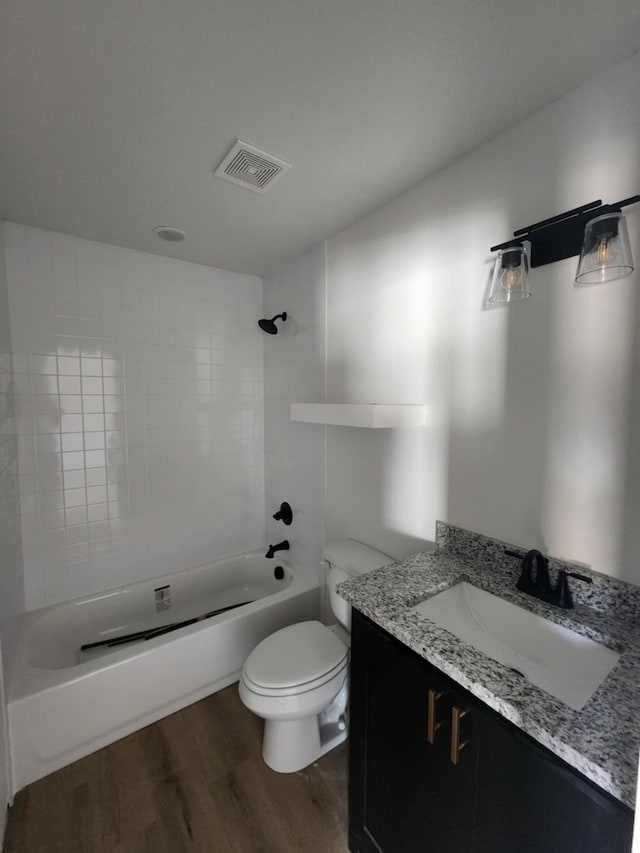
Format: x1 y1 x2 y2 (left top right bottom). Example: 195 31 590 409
436 521 640 620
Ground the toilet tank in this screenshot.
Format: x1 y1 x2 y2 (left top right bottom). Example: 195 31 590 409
323 539 391 631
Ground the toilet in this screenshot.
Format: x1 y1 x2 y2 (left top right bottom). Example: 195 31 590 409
238 539 391 773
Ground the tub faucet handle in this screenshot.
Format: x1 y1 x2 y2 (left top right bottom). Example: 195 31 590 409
272 502 293 525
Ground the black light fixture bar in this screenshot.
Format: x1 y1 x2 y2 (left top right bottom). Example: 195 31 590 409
513 199 603 238
491 195 640 268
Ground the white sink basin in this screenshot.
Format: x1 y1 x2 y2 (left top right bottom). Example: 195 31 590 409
412 582 621 711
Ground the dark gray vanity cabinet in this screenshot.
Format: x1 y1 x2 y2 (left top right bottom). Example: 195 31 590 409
349 610 634 853
351 608 477 853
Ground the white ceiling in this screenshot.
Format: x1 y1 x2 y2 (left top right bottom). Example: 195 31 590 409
1 1 639 277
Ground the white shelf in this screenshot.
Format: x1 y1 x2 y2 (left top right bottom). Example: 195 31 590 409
290 403 426 428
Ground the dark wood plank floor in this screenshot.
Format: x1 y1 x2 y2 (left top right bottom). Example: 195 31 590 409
3 685 349 853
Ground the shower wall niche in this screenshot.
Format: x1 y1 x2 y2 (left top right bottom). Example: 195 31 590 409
3 223 265 610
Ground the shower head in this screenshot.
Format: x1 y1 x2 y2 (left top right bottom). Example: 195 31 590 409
258 312 287 335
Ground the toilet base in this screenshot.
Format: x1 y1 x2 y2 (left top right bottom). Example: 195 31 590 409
262 680 348 773
262 716 348 773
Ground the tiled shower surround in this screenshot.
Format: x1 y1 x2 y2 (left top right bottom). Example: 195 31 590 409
0 245 23 625
3 224 265 609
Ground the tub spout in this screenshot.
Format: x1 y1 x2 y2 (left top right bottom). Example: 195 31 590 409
265 540 290 559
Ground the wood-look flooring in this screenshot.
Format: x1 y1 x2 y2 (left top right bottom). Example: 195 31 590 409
3 685 349 853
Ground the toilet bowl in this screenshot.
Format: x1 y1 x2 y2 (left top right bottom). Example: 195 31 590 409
239 539 391 773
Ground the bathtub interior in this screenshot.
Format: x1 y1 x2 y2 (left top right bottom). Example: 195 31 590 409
7 554 321 792
25 553 294 671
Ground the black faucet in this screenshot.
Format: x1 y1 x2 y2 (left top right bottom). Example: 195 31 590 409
265 540 290 559
506 548 593 609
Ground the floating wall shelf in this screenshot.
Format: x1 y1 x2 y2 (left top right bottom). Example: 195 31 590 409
290 403 426 428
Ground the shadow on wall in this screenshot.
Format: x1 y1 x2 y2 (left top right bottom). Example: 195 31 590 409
324 412 438 558
446 247 556 556
323 185 482 558
444 113 568 560
447 129 640 578
620 218 640 581
323 80 640 580
536 119 639 578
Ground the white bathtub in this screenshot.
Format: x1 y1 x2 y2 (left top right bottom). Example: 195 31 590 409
7 551 320 791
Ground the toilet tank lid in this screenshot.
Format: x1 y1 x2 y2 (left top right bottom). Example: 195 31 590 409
323 539 392 576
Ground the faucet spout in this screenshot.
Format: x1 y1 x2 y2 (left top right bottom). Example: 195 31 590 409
265 540 290 559
517 549 550 593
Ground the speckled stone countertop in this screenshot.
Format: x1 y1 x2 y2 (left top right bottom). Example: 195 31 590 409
338 522 640 808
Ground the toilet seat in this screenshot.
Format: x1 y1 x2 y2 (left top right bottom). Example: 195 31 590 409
242 657 348 698
242 621 348 697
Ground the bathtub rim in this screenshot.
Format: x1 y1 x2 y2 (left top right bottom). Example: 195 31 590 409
8 550 317 702
24 551 297 672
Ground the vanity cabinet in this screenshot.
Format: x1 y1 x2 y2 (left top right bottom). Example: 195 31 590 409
349 610 634 853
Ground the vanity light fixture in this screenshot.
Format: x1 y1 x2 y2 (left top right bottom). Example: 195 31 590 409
488 195 639 304
487 243 530 303
575 210 634 286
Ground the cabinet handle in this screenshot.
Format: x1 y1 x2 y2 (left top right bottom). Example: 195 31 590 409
450 706 471 765
427 689 444 744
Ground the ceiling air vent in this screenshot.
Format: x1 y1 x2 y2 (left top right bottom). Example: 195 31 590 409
213 140 292 194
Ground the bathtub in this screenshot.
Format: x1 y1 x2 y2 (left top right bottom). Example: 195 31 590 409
7 551 320 792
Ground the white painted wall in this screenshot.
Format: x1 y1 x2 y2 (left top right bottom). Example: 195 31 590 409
266 52 640 583
3 224 265 609
263 246 327 590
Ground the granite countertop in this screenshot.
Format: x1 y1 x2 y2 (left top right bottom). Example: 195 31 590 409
337 523 640 809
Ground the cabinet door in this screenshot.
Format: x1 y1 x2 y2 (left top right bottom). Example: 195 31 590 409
476 708 633 853
349 612 477 853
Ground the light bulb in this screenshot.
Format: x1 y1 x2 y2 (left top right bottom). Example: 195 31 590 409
596 237 610 265
505 267 519 289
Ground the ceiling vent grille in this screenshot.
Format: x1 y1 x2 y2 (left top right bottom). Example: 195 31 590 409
214 140 292 194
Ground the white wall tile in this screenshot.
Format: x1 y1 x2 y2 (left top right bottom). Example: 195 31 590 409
4 224 265 609
0 229 25 827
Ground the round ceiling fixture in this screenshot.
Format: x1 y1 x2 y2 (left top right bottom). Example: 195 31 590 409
153 226 187 243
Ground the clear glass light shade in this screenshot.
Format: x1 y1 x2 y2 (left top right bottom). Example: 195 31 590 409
575 212 634 286
488 246 530 304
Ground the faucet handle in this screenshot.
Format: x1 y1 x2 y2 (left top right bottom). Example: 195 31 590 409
555 571 574 609
565 570 593 585
555 569 592 609
272 502 293 525
504 549 524 560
